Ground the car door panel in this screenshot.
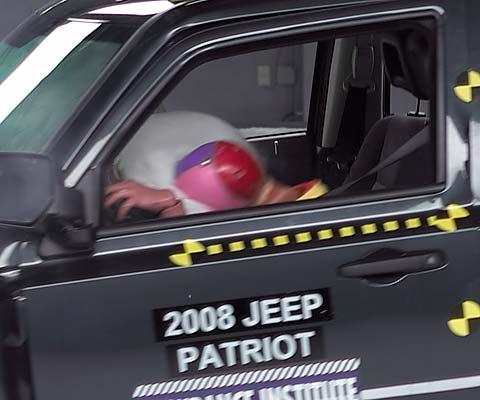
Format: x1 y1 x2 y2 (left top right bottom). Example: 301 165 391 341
22 214 480 400
16 1 480 400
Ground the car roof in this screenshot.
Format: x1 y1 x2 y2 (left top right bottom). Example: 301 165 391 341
37 0 180 23
37 0 397 25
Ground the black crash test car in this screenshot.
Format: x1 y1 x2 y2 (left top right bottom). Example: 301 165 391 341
0 0 479 399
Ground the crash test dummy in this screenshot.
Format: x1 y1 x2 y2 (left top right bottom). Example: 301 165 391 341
105 111 328 220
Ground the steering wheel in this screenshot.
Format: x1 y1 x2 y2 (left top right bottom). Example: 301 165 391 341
102 163 160 226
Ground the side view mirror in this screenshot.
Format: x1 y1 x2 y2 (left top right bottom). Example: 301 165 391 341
39 185 95 258
0 153 94 257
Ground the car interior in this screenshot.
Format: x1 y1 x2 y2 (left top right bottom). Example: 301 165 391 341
103 20 436 226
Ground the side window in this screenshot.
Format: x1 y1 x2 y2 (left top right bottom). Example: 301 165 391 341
390 85 429 116
102 18 438 226
161 43 317 137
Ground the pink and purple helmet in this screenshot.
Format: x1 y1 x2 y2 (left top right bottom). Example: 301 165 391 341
175 141 263 211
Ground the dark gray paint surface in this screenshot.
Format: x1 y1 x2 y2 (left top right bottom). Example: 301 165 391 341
0 0 48 39
0 0 479 399
23 230 480 399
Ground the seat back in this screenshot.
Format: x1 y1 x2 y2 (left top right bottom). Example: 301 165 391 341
343 28 435 191
345 115 433 191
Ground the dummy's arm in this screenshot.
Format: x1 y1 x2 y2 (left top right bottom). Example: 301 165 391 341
105 178 326 221
105 180 185 221
254 178 303 205
254 179 328 205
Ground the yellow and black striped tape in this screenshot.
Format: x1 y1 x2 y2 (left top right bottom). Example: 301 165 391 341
169 204 472 267
448 300 480 337
454 70 480 103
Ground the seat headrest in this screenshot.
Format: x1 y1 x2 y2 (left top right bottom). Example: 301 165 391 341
381 30 433 100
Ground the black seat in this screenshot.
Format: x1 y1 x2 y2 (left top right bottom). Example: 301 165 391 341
343 29 435 192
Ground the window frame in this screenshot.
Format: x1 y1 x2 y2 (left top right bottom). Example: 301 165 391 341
77 5 446 239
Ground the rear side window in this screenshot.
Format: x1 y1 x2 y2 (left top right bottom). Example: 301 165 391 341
101 18 439 227
390 85 429 116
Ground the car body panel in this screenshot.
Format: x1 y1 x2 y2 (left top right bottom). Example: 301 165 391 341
0 0 479 399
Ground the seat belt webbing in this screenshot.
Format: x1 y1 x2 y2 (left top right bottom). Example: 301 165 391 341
328 123 430 197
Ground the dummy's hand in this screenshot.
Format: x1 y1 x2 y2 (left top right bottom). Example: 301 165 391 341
105 180 180 221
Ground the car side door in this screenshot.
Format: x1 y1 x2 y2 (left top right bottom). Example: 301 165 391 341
18 2 480 400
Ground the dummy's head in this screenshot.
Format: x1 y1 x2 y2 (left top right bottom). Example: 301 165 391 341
117 111 260 190
175 141 264 210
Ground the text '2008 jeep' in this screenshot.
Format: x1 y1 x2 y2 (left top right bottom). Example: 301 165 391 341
0 0 480 399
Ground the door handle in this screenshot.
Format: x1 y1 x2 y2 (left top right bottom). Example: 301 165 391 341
339 250 446 279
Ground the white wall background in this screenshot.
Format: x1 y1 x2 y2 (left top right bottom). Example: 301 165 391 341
162 44 317 129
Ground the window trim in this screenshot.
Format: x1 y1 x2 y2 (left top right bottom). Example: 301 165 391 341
97 183 445 239
82 6 446 239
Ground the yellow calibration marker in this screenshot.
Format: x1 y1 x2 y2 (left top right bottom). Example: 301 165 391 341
251 238 268 249
448 300 480 337
169 204 472 267
169 239 206 267
361 223 377 235
318 229 334 240
229 241 246 252
405 218 422 229
273 235 290 246
383 220 400 232
427 204 470 232
454 70 480 103
339 226 355 237
295 232 312 243
207 244 223 255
